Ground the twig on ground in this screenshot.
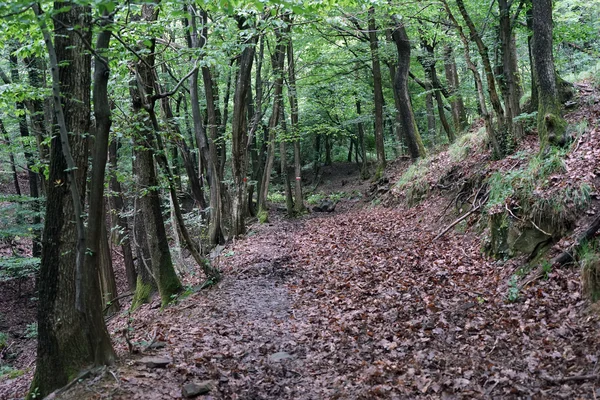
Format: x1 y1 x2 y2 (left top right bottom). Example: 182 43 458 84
542 373 600 384
142 328 158 352
433 192 489 241
103 291 134 314
529 219 552 237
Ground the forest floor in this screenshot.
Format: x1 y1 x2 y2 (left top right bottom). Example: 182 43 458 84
2 83 600 399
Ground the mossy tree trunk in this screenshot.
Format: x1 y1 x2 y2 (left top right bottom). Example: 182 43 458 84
130 3 182 307
532 0 566 149
391 17 426 160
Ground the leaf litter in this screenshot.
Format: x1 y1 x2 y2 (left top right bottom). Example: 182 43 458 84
4 84 600 400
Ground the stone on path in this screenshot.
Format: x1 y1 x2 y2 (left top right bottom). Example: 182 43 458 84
138 356 171 368
269 351 293 362
182 381 215 398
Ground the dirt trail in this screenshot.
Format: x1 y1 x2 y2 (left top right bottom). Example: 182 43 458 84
47 197 600 400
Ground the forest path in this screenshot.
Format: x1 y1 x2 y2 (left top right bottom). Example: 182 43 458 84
60 196 599 399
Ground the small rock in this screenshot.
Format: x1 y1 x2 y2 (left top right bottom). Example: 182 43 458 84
138 356 171 368
182 381 215 398
269 351 293 362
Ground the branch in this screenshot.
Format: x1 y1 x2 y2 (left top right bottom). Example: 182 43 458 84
150 61 198 101
111 32 154 71
0 2 34 18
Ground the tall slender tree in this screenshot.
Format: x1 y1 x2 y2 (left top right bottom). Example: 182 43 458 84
532 0 566 148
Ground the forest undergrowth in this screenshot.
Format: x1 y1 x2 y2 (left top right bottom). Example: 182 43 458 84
2 84 600 400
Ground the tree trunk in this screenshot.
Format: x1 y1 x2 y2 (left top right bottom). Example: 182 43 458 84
418 35 455 143
456 0 509 156
29 3 114 398
198 10 226 246
0 119 20 196
258 23 286 213
279 107 294 215
131 195 156 309
443 1 501 157
108 140 137 290
185 4 217 244
230 16 257 236
443 44 468 132
532 0 566 149
130 3 182 307
9 53 41 255
368 7 386 171
25 56 49 196
498 0 524 140
99 211 119 315
355 92 369 179
287 34 305 214
391 19 426 160
525 4 538 112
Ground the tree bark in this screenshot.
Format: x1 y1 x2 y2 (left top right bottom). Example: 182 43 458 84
130 3 182 307
230 16 257 236
108 139 137 290
355 92 369 179
25 56 49 195
368 7 386 171
443 44 468 132
498 0 524 140
456 0 510 156
0 119 20 196
443 1 500 156
9 53 41 254
418 33 454 143
391 18 426 160
99 210 119 315
259 22 287 213
287 33 305 214
29 3 114 398
532 0 566 149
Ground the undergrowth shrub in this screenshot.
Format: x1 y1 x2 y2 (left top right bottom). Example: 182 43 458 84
448 128 487 162
395 158 431 206
267 192 286 204
486 148 590 234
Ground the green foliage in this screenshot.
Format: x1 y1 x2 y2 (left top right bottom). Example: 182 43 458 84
267 192 286 204
0 195 44 242
0 332 8 348
396 159 430 189
486 148 589 233
395 159 431 206
24 322 37 339
512 112 538 134
0 365 24 380
541 260 553 280
506 275 520 303
0 257 40 281
448 128 487 162
257 209 269 224
306 191 350 205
